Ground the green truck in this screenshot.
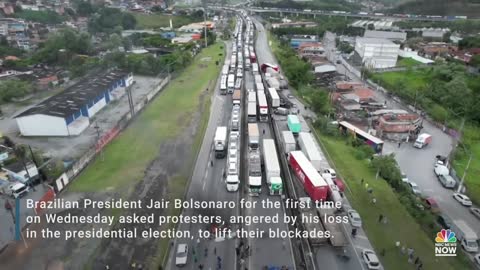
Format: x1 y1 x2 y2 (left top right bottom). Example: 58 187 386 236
287 115 301 134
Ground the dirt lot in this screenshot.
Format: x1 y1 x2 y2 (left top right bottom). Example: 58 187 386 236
0 76 163 160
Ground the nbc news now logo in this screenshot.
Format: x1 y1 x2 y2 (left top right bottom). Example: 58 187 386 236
435 229 457 257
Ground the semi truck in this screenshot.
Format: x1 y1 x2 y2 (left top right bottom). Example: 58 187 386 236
252 63 259 74
248 149 262 196
247 102 257 123
256 82 265 92
227 74 235 94
414 133 432 149
232 90 241 106
266 76 280 90
287 115 301 134
220 75 227 95
451 220 479 252
298 197 329 246
267 87 280 108
321 173 343 208
282 130 296 154
248 123 260 149
257 91 269 122
288 151 328 201
248 91 256 104
214 126 228 158
255 74 262 84
298 132 323 172
222 64 229 75
262 139 283 195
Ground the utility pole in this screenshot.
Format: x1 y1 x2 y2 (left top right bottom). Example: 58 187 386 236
203 6 208 47
457 152 472 193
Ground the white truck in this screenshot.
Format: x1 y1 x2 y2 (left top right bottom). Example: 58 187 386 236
254 74 262 84
248 123 260 149
414 133 432 148
298 132 323 171
282 130 296 154
451 220 479 252
256 82 265 92
214 126 227 158
266 76 280 89
247 102 257 123
220 75 227 95
248 149 262 195
222 64 229 75
267 87 280 108
321 173 343 209
227 73 235 94
262 139 283 195
252 63 259 74
248 91 256 104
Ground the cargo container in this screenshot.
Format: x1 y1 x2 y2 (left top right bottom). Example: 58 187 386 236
256 82 265 92
214 126 228 158
248 149 262 195
248 91 256 104
232 90 241 106
282 131 296 154
247 102 257 123
262 139 283 195
227 73 235 94
257 91 268 122
254 74 262 84
288 151 328 201
220 75 227 95
248 123 259 149
298 132 323 171
287 115 301 134
222 64 229 75
267 87 280 108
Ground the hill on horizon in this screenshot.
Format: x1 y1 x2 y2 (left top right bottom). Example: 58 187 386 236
389 0 480 17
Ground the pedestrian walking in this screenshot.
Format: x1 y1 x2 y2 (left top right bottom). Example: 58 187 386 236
210 160 213 166
365 183 369 190
361 178 364 185
199 264 204 270
414 257 419 265
351 228 357 238
262 129 265 135
401 246 406 255
245 245 250 255
417 263 423 270
398 141 402 148
236 247 240 256
367 187 373 194
378 214 383 223
372 198 377 204
205 247 208 257
383 216 388 225
217 256 221 263
380 249 386 257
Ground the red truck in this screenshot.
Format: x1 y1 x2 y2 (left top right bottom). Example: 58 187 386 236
249 52 257 63
288 151 328 201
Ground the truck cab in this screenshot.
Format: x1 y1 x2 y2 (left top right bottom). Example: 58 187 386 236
8 183 29 198
226 174 239 192
414 133 432 148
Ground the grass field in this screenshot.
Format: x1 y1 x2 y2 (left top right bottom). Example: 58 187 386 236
68 43 224 192
314 131 472 270
134 13 201 29
397 57 422 68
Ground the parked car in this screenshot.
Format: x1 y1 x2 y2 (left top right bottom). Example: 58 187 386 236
437 214 453 229
470 207 480 220
347 209 362 228
175 244 188 266
474 253 480 266
453 193 473 206
425 197 440 213
361 249 381 269
408 182 422 196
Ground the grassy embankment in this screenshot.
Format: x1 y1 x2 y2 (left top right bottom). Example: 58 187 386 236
371 70 480 205
133 13 202 29
314 131 473 270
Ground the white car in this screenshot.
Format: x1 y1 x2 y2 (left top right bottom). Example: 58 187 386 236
401 172 409 183
175 244 188 266
362 249 381 269
408 182 422 196
453 193 472 206
470 207 480 220
347 209 362 228
323 168 337 179
474 253 480 266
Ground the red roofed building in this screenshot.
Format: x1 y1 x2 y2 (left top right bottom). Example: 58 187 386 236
298 42 325 57
353 87 374 102
376 113 422 140
336 81 363 91
451 48 480 64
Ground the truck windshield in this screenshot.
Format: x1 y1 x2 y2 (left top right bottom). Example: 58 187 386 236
466 240 478 248
271 184 282 191
15 186 27 193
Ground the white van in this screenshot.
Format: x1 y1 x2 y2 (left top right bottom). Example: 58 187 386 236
9 183 29 198
226 174 239 192
438 174 456 189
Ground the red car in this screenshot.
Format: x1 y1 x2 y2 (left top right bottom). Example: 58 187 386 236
425 197 440 213
334 178 346 193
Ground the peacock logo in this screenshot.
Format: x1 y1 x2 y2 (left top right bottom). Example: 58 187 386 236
435 229 457 243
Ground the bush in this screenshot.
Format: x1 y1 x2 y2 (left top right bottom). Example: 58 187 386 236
429 103 449 122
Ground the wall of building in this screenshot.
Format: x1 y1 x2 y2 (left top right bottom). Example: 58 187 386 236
87 96 107 117
355 40 399 68
16 114 69 136
67 116 90 136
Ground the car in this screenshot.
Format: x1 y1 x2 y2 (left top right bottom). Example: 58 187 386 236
175 243 188 266
470 207 480 220
453 193 473 206
361 249 381 269
347 209 362 228
425 197 440 213
323 168 337 179
437 214 452 229
408 182 422 196
287 94 294 99
474 253 480 266
401 172 409 183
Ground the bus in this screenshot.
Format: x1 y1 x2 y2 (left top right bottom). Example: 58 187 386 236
338 121 384 153
220 75 227 95
257 91 268 122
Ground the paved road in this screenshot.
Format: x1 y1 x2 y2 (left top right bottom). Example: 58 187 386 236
252 17 381 270
166 40 238 270
330 49 480 238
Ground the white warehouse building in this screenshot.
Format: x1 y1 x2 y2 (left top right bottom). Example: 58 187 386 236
15 69 133 136
354 38 400 69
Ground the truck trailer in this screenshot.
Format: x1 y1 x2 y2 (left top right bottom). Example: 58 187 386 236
247 102 257 123
232 90 241 106
282 130 296 154
257 91 269 122
451 220 479 252
298 132 323 171
287 115 301 134
227 73 235 94
288 151 328 201
267 87 280 108
248 149 262 196
214 126 228 158
262 139 283 195
248 123 260 149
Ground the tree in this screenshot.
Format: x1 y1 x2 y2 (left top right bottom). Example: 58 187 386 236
75 0 95 17
371 154 402 189
310 90 330 115
88 8 137 34
0 80 33 102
